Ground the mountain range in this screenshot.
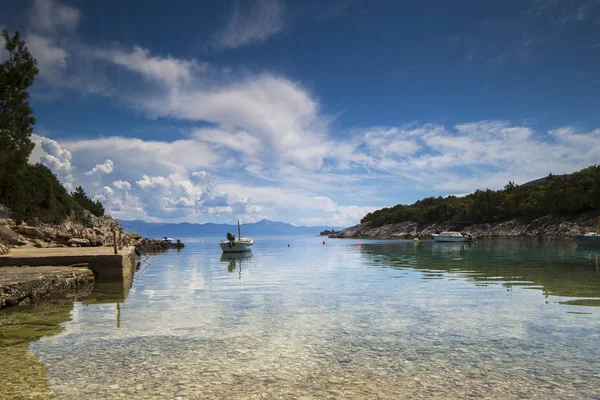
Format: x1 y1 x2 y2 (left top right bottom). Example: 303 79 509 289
117 219 344 238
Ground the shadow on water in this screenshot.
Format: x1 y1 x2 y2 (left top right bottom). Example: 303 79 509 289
220 252 252 278
357 240 600 305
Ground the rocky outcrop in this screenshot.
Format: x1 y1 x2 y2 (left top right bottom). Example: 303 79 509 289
0 205 123 249
0 204 181 252
330 212 600 240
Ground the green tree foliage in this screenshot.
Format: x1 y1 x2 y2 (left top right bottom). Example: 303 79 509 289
0 163 75 224
361 166 600 228
0 29 39 181
0 30 106 224
71 186 105 217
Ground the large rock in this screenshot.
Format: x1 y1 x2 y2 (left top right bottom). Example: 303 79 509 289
14 225 45 239
68 238 90 247
0 225 19 245
0 244 9 255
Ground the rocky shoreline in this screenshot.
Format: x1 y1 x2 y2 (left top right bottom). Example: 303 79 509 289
329 212 600 240
0 204 183 309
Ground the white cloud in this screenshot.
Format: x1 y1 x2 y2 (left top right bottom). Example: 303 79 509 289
136 175 171 190
93 46 200 87
25 33 68 79
112 180 132 191
85 159 114 177
33 135 75 191
214 0 284 49
29 0 81 33
94 186 114 202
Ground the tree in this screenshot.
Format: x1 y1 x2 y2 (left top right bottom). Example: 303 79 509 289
0 29 39 181
71 186 105 217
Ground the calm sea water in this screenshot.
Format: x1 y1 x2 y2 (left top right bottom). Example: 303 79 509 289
1 237 600 399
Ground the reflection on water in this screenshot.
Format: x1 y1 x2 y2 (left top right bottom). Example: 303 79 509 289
358 240 600 300
221 252 252 277
1 238 600 399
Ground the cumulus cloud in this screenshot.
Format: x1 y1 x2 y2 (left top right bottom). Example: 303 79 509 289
35 136 75 191
85 159 114 177
214 0 284 49
94 186 114 202
112 180 132 191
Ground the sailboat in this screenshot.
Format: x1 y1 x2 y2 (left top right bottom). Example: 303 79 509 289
220 221 254 253
571 218 600 247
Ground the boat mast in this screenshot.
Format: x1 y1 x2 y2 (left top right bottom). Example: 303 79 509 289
238 221 241 240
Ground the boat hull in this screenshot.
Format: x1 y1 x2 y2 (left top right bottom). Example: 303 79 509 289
571 234 600 247
220 241 253 253
432 235 472 242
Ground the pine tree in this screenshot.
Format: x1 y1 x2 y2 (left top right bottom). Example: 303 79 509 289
0 29 39 181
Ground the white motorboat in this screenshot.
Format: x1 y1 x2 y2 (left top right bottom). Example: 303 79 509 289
220 221 254 253
431 231 475 242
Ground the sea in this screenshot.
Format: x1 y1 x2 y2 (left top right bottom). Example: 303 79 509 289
1 236 599 399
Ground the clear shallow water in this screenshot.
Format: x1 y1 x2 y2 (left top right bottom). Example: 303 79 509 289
2 237 600 399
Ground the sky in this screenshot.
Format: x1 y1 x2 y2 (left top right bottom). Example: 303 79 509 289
1 0 600 227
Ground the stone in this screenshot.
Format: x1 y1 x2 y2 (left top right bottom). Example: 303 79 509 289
14 225 45 239
0 243 9 255
0 225 19 245
69 238 91 247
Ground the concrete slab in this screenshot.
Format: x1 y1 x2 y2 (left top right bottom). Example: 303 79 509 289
0 246 138 286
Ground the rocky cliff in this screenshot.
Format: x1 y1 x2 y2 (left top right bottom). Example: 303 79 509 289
330 212 600 240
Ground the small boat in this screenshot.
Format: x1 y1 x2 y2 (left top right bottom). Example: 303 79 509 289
220 221 254 253
432 231 475 242
162 237 175 244
571 219 600 247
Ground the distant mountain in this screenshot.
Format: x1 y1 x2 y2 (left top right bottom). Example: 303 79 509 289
117 219 345 238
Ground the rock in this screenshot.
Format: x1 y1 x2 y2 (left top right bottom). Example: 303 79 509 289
0 225 19 245
0 243 9 255
69 238 91 247
14 225 46 239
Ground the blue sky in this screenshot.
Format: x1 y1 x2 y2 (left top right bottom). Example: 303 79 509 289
2 0 599 226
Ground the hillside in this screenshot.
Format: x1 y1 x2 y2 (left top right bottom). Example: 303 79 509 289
332 166 600 240
118 219 343 238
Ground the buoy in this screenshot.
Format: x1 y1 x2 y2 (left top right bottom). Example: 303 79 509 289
322 241 326 245
413 237 419 242
288 244 290 247
356 243 361 247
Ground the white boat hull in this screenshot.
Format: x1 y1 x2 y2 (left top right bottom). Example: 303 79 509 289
432 235 471 242
220 239 253 253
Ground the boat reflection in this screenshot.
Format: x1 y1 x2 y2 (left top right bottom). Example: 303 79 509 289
220 252 252 279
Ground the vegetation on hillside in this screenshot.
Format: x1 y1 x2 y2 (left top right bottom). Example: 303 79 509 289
0 29 104 224
71 186 105 217
361 166 600 228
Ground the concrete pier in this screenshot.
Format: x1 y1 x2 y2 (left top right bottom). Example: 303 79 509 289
0 247 139 308
0 247 138 280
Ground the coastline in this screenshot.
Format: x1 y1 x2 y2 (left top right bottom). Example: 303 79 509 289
0 205 179 309
329 212 600 240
